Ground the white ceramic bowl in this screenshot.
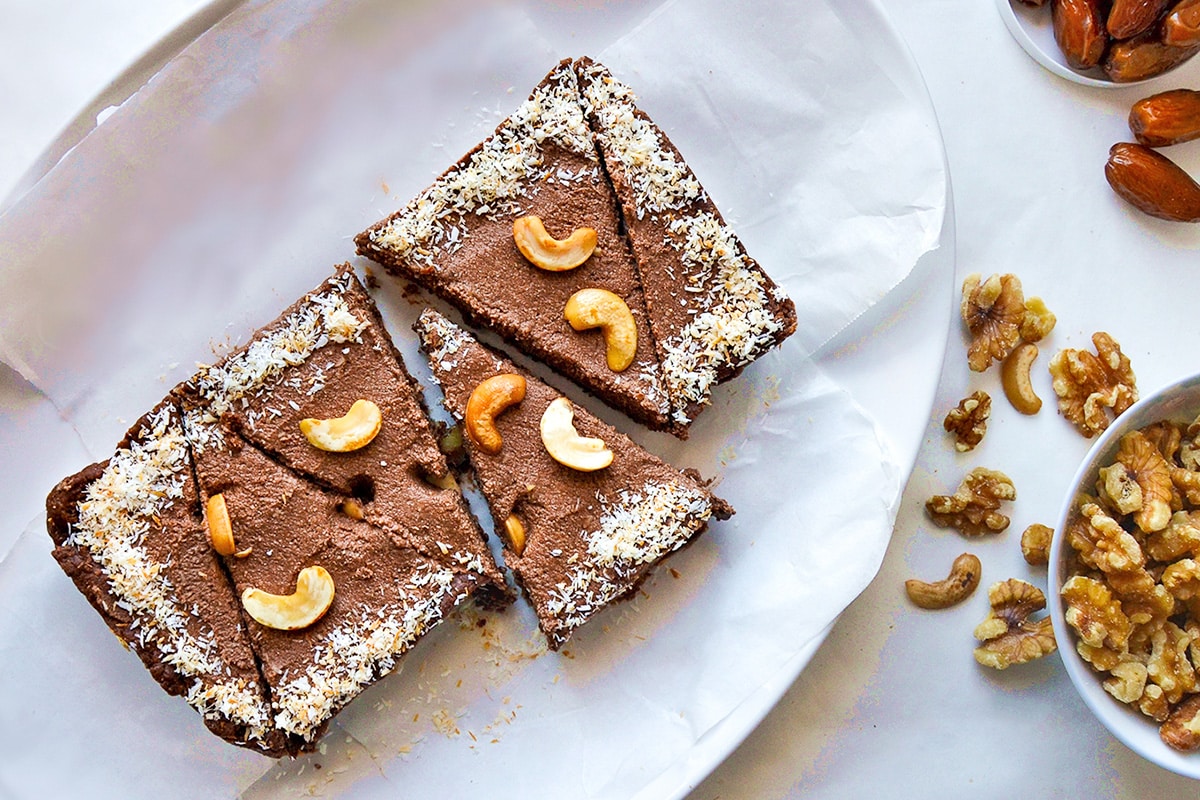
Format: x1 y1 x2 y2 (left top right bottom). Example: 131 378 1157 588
1049 372 1200 779
995 0 1192 88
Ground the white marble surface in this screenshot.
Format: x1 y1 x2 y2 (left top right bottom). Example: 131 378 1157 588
4 1 1200 797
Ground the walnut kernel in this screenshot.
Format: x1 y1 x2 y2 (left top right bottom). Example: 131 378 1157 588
961 273 1026 372
926 467 1016 536
973 578 1057 669
1048 332 1138 438
943 391 991 452
1021 523 1054 566
1019 296 1057 343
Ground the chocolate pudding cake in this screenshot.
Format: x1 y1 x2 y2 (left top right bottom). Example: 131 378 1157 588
177 264 502 578
573 57 798 428
355 60 674 434
415 309 733 650
48 266 509 756
45 401 285 756
357 57 796 436
182 427 491 751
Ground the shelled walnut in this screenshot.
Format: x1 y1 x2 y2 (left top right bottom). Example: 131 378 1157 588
1049 332 1138 438
1060 414 1200 751
943 391 991 452
926 467 1016 536
973 578 1057 669
1021 523 1054 565
961 274 1026 372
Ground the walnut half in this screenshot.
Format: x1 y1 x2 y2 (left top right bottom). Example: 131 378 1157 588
961 273 1026 372
1049 332 1138 438
926 467 1016 536
974 578 1058 669
943 391 991 452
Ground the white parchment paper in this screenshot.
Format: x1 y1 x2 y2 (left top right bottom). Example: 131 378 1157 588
0 0 947 797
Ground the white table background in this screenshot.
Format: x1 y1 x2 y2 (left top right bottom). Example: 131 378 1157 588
3 0 1200 797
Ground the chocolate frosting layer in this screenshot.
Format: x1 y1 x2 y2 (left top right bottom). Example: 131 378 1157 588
415 309 732 650
356 59 676 434
178 264 504 592
45 401 284 756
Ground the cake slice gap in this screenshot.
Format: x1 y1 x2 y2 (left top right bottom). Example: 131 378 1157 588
354 59 679 436
573 57 798 429
176 264 505 591
45 400 285 756
414 308 733 651
180 424 492 752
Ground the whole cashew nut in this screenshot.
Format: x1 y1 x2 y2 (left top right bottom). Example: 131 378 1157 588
299 399 383 452
513 215 598 271
539 397 613 472
563 288 638 372
241 565 335 630
465 374 527 454
1001 342 1042 415
905 552 982 609
205 493 252 558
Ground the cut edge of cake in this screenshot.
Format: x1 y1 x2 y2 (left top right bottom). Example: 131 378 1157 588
413 307 733 650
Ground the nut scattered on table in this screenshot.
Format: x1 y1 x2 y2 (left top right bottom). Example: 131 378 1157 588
943 391 991 452
973 578 1058 669
961 273 1026 372
926 467 1017 536
1019 297 1057 343
465 373 526 455
1001 342 1043 416
1048 331 1138 438
1060 414 1200 750
905 552 982 609
1021 523 1054 565
1105 142 1200 222
1129 89 1200 147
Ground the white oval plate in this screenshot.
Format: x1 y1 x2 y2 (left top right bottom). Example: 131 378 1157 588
0 0 952 797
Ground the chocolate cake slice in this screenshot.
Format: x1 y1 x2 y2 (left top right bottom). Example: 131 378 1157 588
181 425 489 750
574 57 798 429
177 264 505 590
415 309 733 650
355 59 677 435
45 401 284 756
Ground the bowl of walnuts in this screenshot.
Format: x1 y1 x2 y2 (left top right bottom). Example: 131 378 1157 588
1050 371 1200 778
997 0 1200 86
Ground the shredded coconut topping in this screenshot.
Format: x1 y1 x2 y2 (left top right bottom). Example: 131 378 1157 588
64 405 273 738
369 61 597 267
576 64 704 219
577 61 790 422
659 211 786 419
543 480 711 637
191 274 368 424
415 310 505 380
272 564 467 739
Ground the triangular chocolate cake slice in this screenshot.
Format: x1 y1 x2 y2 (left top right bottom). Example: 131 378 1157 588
355 59 678 435
182 427 491 751
574 57 798 428
415 309 733 650
177 264 504 587
45 400 284 756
